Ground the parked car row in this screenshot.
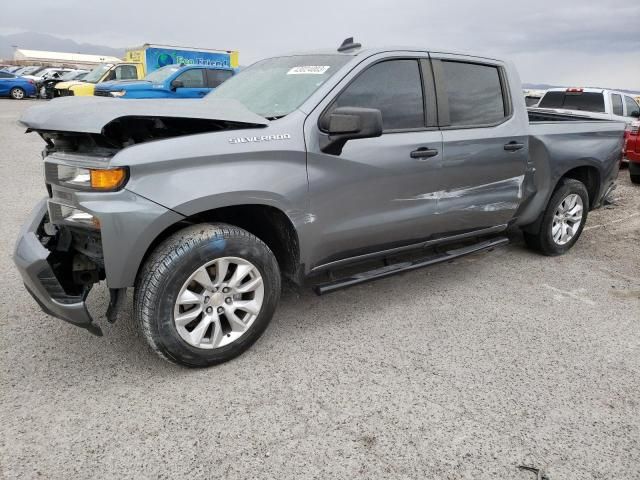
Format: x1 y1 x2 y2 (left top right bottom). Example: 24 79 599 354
0 65 89 99
50 43 238 99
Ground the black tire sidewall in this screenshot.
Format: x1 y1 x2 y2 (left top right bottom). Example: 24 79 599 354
540 180 589 255
144 228 280 367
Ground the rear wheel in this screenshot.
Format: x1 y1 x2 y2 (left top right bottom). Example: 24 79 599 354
10 87 25 100
524 178 589 256
631 167 640 185
134 223 281 367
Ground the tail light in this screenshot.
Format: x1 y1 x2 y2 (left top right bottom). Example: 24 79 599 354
27 79 35 85
566 87 584 93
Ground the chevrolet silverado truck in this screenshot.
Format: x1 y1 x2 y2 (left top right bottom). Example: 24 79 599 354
14 39 625 367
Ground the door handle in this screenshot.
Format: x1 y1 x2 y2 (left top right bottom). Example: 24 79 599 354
504 142 525 152
410 147 439 159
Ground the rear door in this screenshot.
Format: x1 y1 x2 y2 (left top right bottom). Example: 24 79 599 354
430 54 528 232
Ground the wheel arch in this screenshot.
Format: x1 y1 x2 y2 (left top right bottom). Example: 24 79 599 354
558 164 601 209
137 203 302 285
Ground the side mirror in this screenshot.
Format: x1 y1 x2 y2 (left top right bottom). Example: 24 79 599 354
170 80 184 90
631 110 640 118
319 107 383 155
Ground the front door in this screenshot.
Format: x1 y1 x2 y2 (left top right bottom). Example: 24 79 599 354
304 54 447 269
173 69 209 98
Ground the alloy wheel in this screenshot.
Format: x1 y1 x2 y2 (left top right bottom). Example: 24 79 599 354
173 257 264 349
551 193 584 245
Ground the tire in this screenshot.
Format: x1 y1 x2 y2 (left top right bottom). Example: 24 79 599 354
631 174 640 185
10 87 25 100
523 178 589 256
134 223 281 367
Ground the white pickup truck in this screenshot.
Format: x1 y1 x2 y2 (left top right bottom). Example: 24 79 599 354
535 87 640 125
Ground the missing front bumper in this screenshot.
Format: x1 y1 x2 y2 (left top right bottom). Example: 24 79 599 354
13 198 102 336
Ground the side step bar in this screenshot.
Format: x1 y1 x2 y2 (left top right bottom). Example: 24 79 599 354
313 237 509 295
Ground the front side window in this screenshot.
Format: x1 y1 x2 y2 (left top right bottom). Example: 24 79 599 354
174 69 205 88
330 59 425 131
624 96 639 117
206 69 233 88
441 61 506 126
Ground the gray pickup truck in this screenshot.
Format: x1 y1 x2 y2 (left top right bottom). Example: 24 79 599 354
14 39 625 367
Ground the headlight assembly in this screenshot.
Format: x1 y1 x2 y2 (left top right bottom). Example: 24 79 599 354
110 90 127 97
53 164 128 191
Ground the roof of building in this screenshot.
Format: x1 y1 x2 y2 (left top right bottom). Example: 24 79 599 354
13 49 121 64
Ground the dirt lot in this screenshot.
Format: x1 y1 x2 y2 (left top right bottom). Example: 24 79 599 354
1 99 639 479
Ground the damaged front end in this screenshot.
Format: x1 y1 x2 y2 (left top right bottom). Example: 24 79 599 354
14 96 269 335
14 199 105 335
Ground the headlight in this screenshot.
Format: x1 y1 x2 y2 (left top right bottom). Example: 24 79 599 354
110 90 127 97
55 165 128 191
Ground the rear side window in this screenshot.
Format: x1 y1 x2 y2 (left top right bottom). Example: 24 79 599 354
538 91 605 113
625 96 640 117
175 69 205 88
611 94 623 116
206 69 233 88
0 72 12 78
440 61 506 126
330 59 425 131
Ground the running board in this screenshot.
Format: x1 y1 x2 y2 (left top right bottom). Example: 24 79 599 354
313 237 509 295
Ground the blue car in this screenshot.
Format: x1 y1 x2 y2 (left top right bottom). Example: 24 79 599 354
0 71 37 100
94 64 235 99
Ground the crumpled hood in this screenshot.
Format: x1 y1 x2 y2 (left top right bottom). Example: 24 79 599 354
20 96 268 134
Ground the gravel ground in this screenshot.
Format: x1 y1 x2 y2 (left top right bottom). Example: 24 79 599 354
1 99 639 480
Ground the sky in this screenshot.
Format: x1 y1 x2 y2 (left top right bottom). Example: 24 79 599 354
2 0 639 90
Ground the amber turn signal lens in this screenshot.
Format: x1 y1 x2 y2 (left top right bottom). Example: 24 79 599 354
90 168 127 190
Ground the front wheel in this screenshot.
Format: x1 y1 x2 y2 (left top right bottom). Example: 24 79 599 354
134 224 281 367
523 178 589 256
10 87 25 100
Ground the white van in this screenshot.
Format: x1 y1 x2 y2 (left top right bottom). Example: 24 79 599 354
535 88 640 125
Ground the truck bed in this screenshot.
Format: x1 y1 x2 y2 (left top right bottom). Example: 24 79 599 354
528 108 612 123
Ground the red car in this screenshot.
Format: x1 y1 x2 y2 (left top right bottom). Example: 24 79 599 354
625 118 640 184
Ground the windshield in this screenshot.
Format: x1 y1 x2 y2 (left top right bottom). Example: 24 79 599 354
83 64 113 83
207 55 351 118
60 70 82 81
145 65 182 84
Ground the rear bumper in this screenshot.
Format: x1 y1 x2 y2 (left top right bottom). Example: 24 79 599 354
13 199 101 335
